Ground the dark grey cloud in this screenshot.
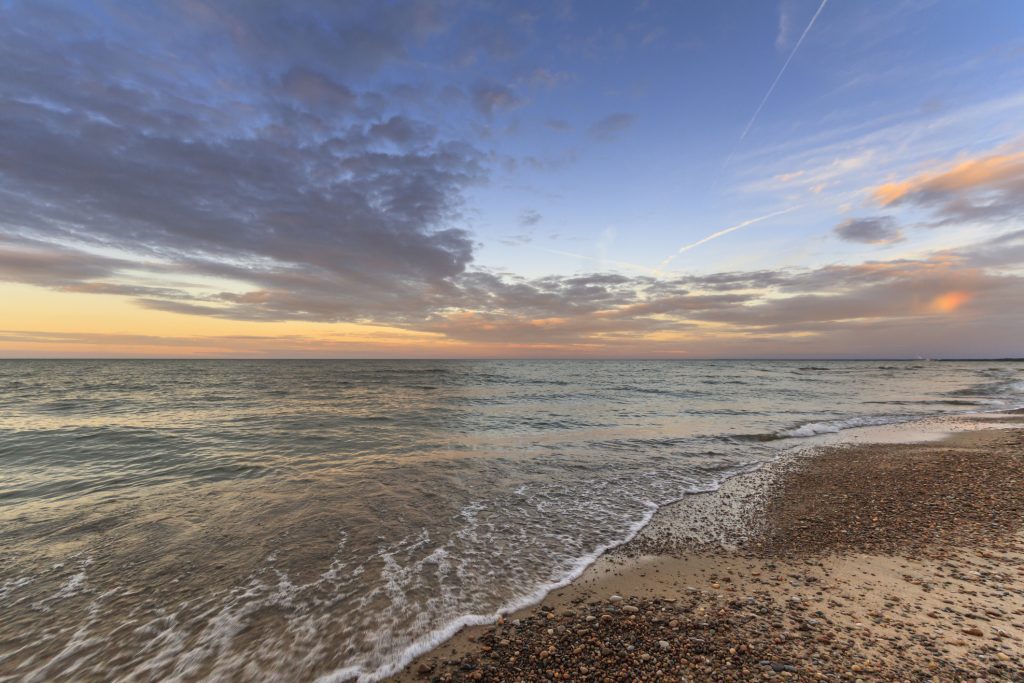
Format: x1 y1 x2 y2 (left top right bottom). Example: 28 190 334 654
369 116 438 146
179 1 443 77
519 209 542 226
833 216 904 244
668 270 792 292
949 229 1024 269
470 82 526 118
0 239 128 288
278 67 356 110
589 112 636 140
687 261 1021 332
0 0 492 324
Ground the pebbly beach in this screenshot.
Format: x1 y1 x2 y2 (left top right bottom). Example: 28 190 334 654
399 413 1024 682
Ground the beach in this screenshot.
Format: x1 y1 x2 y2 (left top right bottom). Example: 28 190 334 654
399 413 1024 681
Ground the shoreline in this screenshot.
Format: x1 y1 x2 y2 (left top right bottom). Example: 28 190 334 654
396 412 1024 681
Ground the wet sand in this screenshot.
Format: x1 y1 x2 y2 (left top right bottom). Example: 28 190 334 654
397 415 1024 681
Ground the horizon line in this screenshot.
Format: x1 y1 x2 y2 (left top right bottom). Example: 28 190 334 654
1 356 1021 362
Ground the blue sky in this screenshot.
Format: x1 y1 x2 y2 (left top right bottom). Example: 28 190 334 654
461 0 1024 276
1 0 1023 357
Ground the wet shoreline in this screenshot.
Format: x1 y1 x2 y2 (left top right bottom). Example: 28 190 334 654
398 413 1024 681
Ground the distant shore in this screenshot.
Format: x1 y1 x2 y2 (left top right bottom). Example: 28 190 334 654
398 413 1024 681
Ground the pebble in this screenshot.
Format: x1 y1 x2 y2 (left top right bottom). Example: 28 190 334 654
407 428 1024 682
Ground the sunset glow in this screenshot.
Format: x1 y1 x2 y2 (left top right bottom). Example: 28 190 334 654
0 1 1022 358
930 291 972 314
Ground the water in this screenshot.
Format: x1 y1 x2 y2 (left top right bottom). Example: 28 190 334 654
1 360 1021 681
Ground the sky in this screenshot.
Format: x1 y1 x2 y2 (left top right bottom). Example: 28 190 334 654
1 0 1023 358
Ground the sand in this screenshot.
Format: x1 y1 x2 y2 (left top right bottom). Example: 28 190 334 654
397 415 1024 682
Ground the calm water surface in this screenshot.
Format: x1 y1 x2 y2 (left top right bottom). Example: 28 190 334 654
1 360 1022 681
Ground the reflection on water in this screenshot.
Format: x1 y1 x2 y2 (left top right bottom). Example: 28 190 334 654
1 360 1021 681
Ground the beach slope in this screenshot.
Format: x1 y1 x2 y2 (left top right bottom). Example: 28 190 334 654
400 418 1024 681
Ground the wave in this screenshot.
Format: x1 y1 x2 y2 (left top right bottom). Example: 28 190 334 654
314 500 658 683
946 377 1024 404
323 465 756 682
999 380 1024 396
778 414 917 438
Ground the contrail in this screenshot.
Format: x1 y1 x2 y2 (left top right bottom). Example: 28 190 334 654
739 0 828 141
660 206 800 268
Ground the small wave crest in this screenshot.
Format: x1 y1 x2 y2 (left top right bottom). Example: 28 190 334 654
778 414 915 438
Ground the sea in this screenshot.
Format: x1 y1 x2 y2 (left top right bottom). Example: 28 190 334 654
1 359 1022 681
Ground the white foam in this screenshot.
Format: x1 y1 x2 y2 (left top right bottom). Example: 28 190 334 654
1000 380 1024 396
54 572 87 599
322 470 758 682
0 575 32 601
318 499 661 683
780 414 916 438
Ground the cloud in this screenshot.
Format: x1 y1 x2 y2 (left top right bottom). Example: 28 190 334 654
524 68 574 89
588 113 636 140
677 258 1019 336
873 151 1024 224
279 67 356 110
180 1 440 76
519 209 542 226
775 1 794 51
470 82 525 117
0 1 489 324
411 246 1024 353
948 228 1024 269
833 216 904 244
368 116 437 146
545 119 572 132
0 238 129 288
640 27 666 47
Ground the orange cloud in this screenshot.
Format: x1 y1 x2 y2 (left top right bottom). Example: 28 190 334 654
874 152 1024 206
929 291 971 314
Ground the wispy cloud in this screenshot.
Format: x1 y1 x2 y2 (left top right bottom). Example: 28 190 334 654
775 1 794 52
588 113 636 140
874 151 1024 222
